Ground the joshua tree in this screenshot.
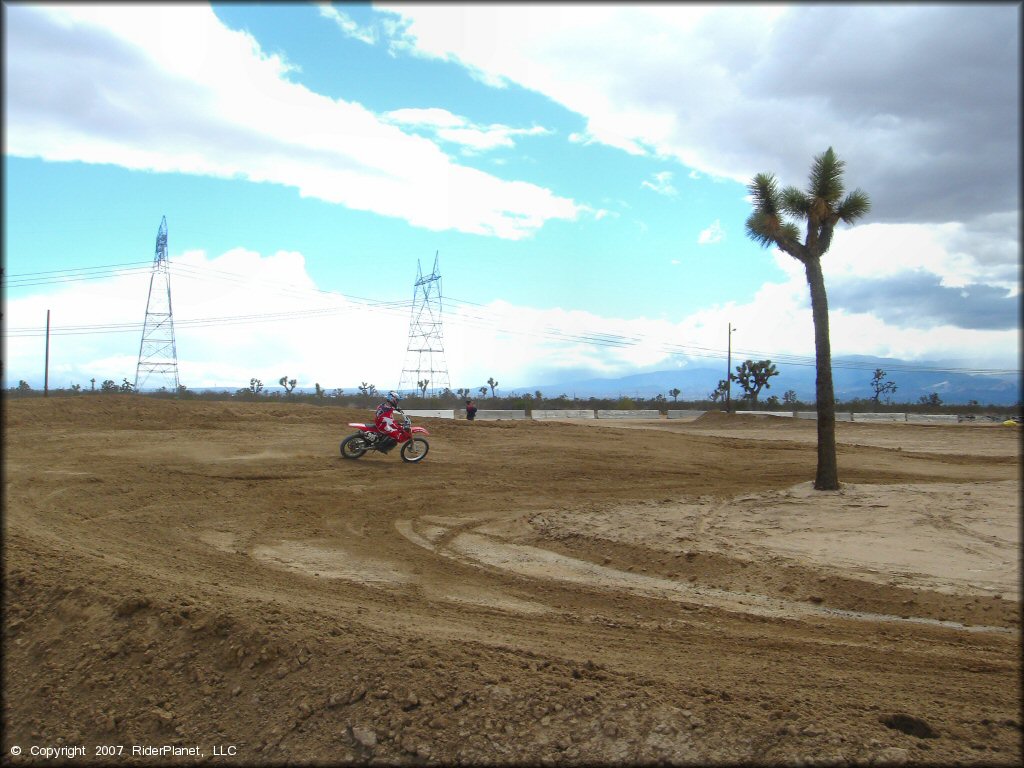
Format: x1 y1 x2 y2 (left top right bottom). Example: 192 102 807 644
783 389 799 405
733 360 779 405
708 379 729 403
279 375 297 396
669 387 681 402
870 369 897 407
745 147 870 490
249 378 263 397
418 379 429 398
487 377 499 397
478 386 488 399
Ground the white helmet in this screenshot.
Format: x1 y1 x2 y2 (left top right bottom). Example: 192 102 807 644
386 390 400 407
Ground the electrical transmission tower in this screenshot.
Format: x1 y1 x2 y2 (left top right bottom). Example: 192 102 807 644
134 215 181 393
397 252 451 398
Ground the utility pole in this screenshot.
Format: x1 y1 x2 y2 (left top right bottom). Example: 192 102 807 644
44 309 50 397
726 323 736 413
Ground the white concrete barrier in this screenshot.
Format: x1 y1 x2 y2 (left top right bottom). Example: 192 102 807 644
736 410 793 418
595 409 661 419
906 414 960 424
795 411 853 421
404 409 455 419
792 411 972 424
666 410 706 420
474 409 527 420
531 409 595 419
852 413 906 422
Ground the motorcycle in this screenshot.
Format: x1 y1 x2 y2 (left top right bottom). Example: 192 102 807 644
340 413 430 463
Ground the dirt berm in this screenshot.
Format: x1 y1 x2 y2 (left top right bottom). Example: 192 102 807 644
3 396 1020 764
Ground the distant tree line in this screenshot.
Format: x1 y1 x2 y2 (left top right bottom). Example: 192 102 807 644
5 374 1018 415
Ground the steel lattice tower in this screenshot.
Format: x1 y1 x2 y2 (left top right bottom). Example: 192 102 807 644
397 252 451 397
134 216 181 393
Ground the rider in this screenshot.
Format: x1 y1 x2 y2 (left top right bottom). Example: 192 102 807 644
373 390 406 453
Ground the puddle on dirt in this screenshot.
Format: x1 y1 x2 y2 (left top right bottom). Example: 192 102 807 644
396 520 1013 635
252 540 410 585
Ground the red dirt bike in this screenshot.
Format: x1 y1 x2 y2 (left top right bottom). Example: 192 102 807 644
340 413 430 463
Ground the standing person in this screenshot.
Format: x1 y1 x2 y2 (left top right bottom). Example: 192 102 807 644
373 390 406 452
466 399 478 421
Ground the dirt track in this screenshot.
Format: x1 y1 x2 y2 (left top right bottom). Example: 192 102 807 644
3 397 1020 765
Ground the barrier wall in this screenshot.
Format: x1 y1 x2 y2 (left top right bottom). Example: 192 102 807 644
531 409 595 419
794 412 974 424
474 409 528 420
403 409 455 419
666 410 706 420
595 409 661 419
421 407 968 425
906 414 959 424
852 413 906 423
795 411 853 422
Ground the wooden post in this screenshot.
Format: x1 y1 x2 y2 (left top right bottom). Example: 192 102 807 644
44 309 50 397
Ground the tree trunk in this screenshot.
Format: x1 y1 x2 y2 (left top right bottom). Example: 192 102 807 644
804 257 839 490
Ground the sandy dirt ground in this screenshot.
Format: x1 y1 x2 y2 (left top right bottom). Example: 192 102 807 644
3 397 1020 765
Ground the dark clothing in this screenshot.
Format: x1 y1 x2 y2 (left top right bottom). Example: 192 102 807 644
466 402 478 421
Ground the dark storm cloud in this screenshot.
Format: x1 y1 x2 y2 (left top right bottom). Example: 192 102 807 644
745 5 1019 227
829 271 1019 331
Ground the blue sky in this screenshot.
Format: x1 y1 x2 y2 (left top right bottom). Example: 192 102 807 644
4 3 1019 394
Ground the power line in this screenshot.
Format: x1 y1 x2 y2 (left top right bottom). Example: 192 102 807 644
5 260 1019 377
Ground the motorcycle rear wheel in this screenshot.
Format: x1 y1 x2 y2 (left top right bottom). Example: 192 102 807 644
340 434 369 459
400 437 429 463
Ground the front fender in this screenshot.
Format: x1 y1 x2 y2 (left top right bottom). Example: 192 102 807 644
410 426 429 435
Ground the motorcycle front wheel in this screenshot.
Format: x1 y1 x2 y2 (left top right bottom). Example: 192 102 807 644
400 437 429 463
340 434 370 459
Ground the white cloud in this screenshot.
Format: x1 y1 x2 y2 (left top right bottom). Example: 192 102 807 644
317 4 376 44
801 222 1019 294
383 108 551 153
380 4 1018 258
641 171 677 196
697 220 725 245
6 237 1017 392
384 107 467 129
4 4 579 240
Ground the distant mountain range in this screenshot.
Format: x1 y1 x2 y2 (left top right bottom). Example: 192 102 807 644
234 355 1019 406
515 355 1021 406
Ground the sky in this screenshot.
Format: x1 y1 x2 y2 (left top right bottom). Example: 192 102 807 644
3 2 1020 395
